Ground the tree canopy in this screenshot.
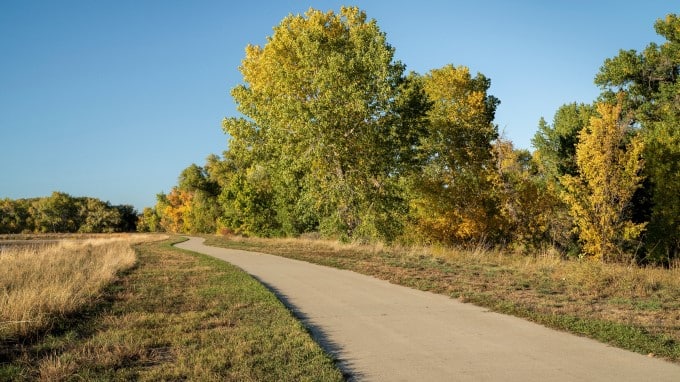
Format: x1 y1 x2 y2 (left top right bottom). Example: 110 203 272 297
0 192 137 234
149 7 680 264
222 6 426 240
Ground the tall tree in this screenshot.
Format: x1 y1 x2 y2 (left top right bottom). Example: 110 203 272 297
530 103 597 253
560 102 645 262
532 103 596 183
595 14 680 262
223 6 424 240
406 65 500 244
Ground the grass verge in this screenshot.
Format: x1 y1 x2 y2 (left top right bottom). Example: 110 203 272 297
204 235 680 363
1 237 343 381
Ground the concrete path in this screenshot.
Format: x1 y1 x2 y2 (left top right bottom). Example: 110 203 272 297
176 237 680 381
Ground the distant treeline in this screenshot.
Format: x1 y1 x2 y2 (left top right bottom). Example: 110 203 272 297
0 191 137 233
140 8 680 265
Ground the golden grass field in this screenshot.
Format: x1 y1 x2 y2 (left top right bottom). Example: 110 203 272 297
0 234 157 341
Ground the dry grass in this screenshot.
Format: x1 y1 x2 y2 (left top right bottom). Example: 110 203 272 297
0 234 161 341
0 233 145 241
1 237 343 381
205 235 680 362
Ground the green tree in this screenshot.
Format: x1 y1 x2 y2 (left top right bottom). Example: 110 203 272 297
114 204 138 232
224 6 424 241
530 103 597 253
595 14 680 262
1 194 135 233
179 164 219 196
560 102 646 262
154 162 222 234
177 163 221 233
137 207 162 232
0 198 30 233
217 161 281 236
532 103 596 182
77 198 121 233
30 192 79 233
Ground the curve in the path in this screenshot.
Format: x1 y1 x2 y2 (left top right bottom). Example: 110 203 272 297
175 236 680 382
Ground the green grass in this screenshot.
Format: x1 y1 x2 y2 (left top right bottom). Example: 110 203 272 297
204 235 680 363
0 237 343 381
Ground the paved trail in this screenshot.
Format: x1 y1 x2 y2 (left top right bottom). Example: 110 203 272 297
176 237 680 381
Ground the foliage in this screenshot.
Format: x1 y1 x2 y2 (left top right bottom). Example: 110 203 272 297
152 8 680 263
493 138 564 249
136 207 161 232
0 192 137 234
155 7 505 247
222 6 423 241
594 14 680 262
532 103 596 183
530 103 598 254
217 159 282 236
560 102 646 262
149 162 222 234
406 65 500 244
0 198 30 234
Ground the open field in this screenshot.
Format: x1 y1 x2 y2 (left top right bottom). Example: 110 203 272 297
0 236 342 381
0 233 141 241
0 235 152 342
204 235 680 363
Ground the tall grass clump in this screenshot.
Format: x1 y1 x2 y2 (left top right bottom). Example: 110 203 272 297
0 237 143 341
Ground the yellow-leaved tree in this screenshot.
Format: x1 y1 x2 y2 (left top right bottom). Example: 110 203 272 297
406 65 501 244
560 101 646 262
155 188 193 233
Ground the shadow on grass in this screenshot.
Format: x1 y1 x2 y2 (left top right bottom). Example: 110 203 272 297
253 276 363 382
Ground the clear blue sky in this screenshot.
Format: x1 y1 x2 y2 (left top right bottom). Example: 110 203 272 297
0 1 674 211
